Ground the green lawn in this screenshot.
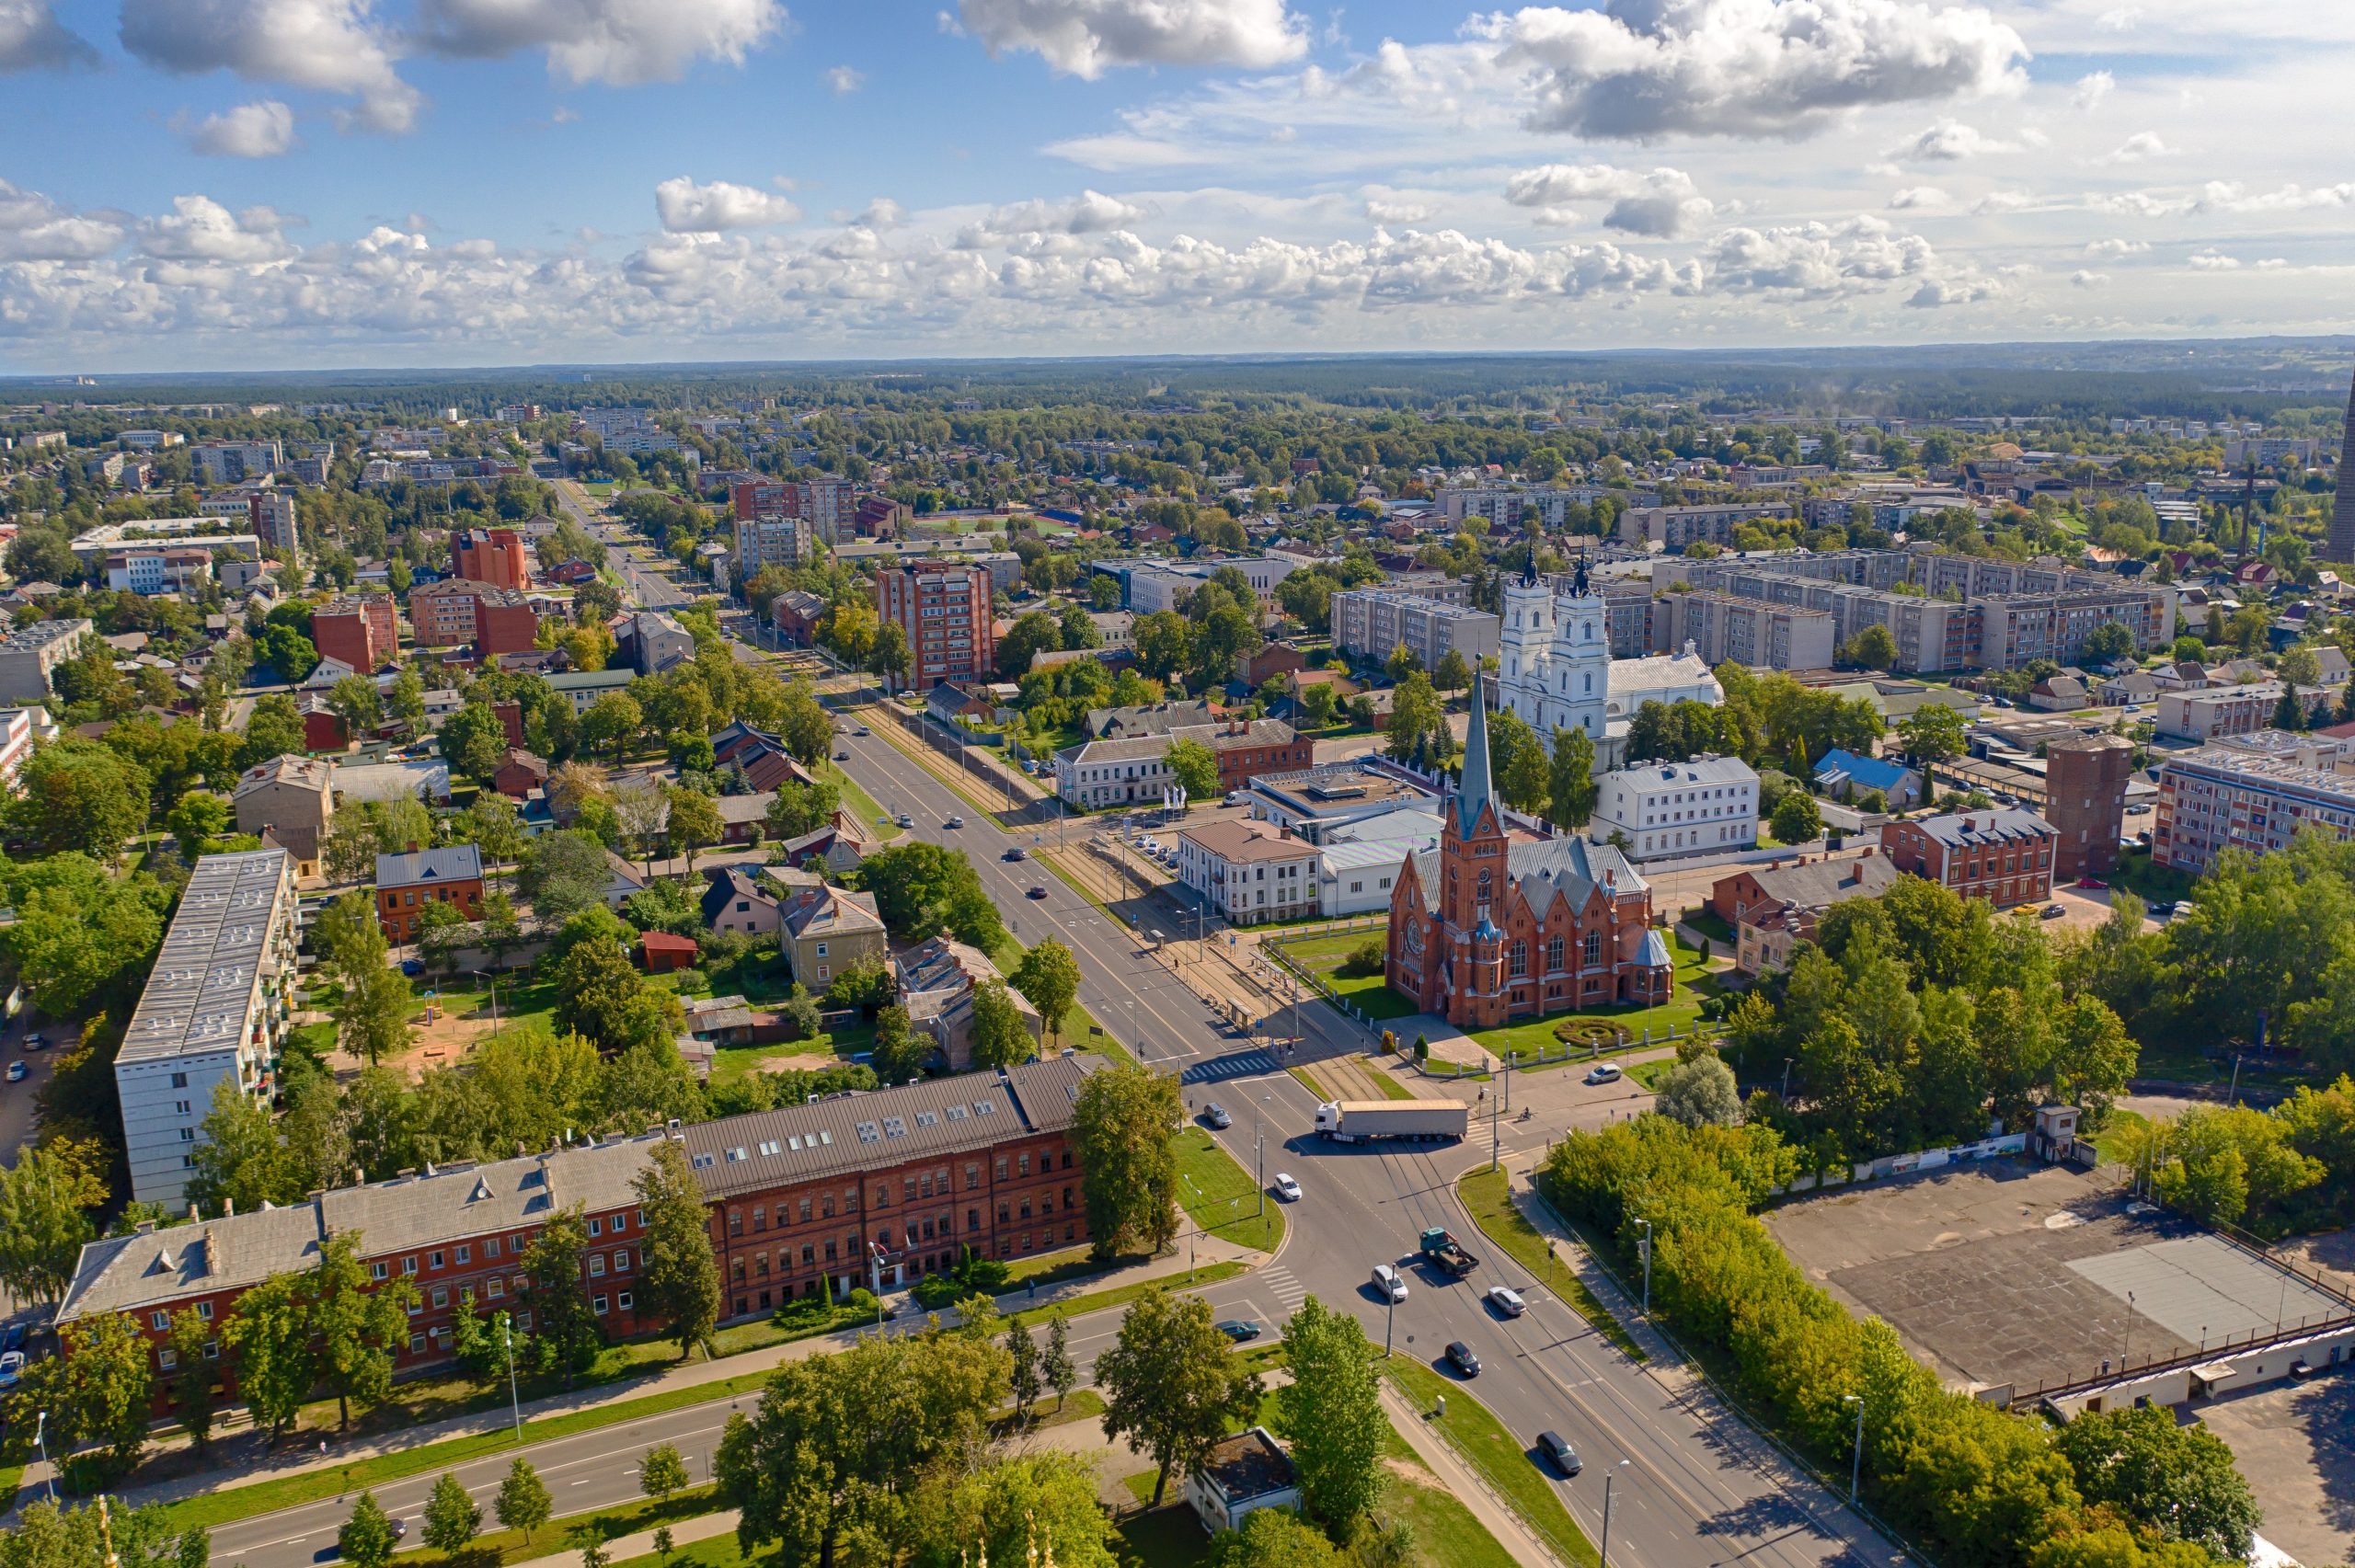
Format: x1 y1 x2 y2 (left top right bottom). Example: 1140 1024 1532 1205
2091 1106 2149 1164
1381 1357 1599 1568
386 1486 722 1568
1274 931 1417 1022
1175 1127 1284 1253
1466 933 1721 1067
1456 1167 1645 1363
2105 846 2196 907
706 1020 877 1085
821 760 902 841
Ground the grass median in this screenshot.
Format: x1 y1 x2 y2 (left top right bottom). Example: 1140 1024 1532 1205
1456 1167 1646 1364
388 1485 723 1568
1175 1127 1283 1253
1382 1356 1599 1568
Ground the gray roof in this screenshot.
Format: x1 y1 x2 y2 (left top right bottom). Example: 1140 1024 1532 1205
57 1202 327 1323
376 843 484 888
1731 853 1901 914
319 1135 658 1257
118 850 293 1065
681 1053 1102 1199
1908 807 2056 848
1409 834 1646 919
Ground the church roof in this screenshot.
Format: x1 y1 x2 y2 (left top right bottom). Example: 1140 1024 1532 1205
1410 834 1647 920
1453 666 1498 840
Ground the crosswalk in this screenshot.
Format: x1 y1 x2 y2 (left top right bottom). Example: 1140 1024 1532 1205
1183 1047 1281 1084
1259 1265 1308 1314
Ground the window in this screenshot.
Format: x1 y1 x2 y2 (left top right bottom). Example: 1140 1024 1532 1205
1583 931 1602 967
593 1294 610 1315
151 1310 169 1331
456 1245 470 1265
158 1347 178 1370
402 1256 419 1276
429 1250 444 1270
178 1127 195 1142
615 1250 632 1272
431 1286 449 1308
487 1277 504 1299
409 1333 427 1355
1508 941 1527 978
196 1300 213 1320
617 1292 634 1311
588 1218 603 1238
589 1254 607 1277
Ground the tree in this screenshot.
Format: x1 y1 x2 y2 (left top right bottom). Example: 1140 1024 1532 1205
497 1459 554 1543
580 691 645 761
1040 1313 1076 1411
2052 1405 2259 1560
638 1442 691 1505
167 1309 218 1453
329 674 383 737
1384 671 1445 764
2084 619 2140 662
0 853 166 1016
1097 1287 1264 1506
1206 1509 1340 1568
313 1230 418 1431
1384 642 1420 683
224 1272 314 1447
241 693 308 770
335 947 414 1068
29 1310 157 1481
1548 725 1598 830
1132 610 1193 682
1432 647 1471 693
422 1473 483 1556
2272 682 2307 733
1298 681 1339 730
461 795 528 876
389 668 429 732
187 1076 295 1217
166 791 233 856
1008 940 1080 1047
970 980 1036 1070
1499 722 1551 817
1770 790 1822 845
1844 624 1899 671
522 1204 603 1384
634 1140 721 1361
339 1494 399 1568
666 786 726 879
0 1143 102 1310
417 898 472 979
555 934 681 1053
11 742 151 862
1165 737 1220 802
765 778 842 841
1654 1055 1743 1127
908 1454 1116 1568
613 775 671 877
1070 1061 1181 1260
439 703 509 783
871 1002 929 1082
519 829 614 927
1005 1317 1040 1427
1897 702 1967 797
1276 1297 1384 1527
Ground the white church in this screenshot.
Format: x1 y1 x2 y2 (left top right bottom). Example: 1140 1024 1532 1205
1497 555 1722 769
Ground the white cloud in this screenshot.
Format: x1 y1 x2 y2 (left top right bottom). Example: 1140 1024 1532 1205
2072 269 2108 288
2091 189 2192 217
2102 131 2173 163
2200 180 2355 212
419 0 787 86
1703 214 1959 299
1888 186 1952 211
2071 70 2113 111
1497 0 2028 142
185 100 299 158
1971 189 2038 213
0 179 123 260
847 198 906 229
654 177 802 232
825 63 864 94
956 189 1148 246
1889 117 2019 162
0 0 94 69
1365 198 1436 224
2097 6 2139 29
957 0 1306 78
120 0 423 132
2188 249 2240 269
2085 237 2147 258
2256 257 2289 269
137 195 295 262
1502 164 1716 237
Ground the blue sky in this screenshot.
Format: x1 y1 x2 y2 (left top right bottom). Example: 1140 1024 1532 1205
2 0 2351 371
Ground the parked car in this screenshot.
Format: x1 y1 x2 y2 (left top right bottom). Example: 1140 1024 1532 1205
1487 1286 1526 1318
895 813 914 829
1216 1319 1261 1343
1371 1264 1408 1302
20 1034 43 1051
2041 903 2066 920
1 1322 24 1353
0 1351 22 1388
853 727 871 737
5 1061 24 1083
1272 1173 1302 1202
1584 1062 1623 1085
1203 1103 1233 1129
399 959 425 978
1537 1430 1581 1476
1445 1341 1482 1377
2075 876 2106 889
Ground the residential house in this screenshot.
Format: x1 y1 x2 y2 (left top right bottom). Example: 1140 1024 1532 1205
233 755 335 873
892 933 1040 1070
298 694 348 754
1810 749 1921 808
375 844 486 943
1878 809 2057 910
491 749 550 800
1709 851 1901 975
779 884 887 990
1184 1429 1303 1536
1175 819 1321 926
703 866 785 939
2027 674 2089 712
1591 756 1761 863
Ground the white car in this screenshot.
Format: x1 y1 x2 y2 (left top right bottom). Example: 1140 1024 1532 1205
1584 1062 1624 1085
0 1350 21 1387
1487 1286 1526 1318
1272 1173 1302 1202
1371 1264 1408 1302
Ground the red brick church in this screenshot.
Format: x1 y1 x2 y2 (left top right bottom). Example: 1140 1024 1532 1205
1385 671 1674 1028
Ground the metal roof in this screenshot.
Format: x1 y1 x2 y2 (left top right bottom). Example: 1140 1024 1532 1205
117 849 293 1065
376 843 484 887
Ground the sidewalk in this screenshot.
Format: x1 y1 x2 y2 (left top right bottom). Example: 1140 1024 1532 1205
89 1232 1264 1514
511 1506 741 1568
1376 1382 1559 1568
1501 1163 1912 1568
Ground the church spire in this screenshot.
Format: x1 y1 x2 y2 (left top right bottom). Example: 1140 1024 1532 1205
1454 665 1496 838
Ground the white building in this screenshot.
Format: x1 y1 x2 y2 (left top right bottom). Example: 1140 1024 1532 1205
112 850 302 1207
1174 818 1320 926
0 705 56 783
1498 556 1722 768
1591 755 1760 863
1317 839 1414 918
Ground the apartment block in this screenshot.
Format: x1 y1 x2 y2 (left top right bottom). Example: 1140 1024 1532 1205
454 528 531 591
190 441 282 484
876 560 994 686
1175 818 1321 926
408 579 540 655
1617 503 1794 550
112 850 302 1207
1591 756 1760 862
1330 589 1500 670
249 491 300 557
2154 735 2355 876
2153 683 2322 742
310 595 398 673
1878 808 2057 910
0 617 94 701
1655 589 1836 670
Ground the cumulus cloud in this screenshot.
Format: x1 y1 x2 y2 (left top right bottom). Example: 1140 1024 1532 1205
2072 269 2108 288
2199 180 2355 212
0 178 124 260
2256 257 2289 269
419 0 787 85
1888 117 2021 162
2188 249 2240 269
846 198 906 229
120 0 423 132
137 195 295 262
0 0 95 70
2102 131 2172 163
1702 213 1985 303
185 100 299 158
1365 198 1436 224
1888 186 1952 211
956 189 1148 246
1971 189 2037 213
2091 189 2191 217
2071 70 2113 111
957 0 1306 78
2085 237 2147 258
825 63 864 93
1496 0 2028 142
1502 163 1716 237
654 177 801 232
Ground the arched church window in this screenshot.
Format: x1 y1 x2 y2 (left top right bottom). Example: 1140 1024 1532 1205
1476 869 1492 900
1583 673 1593 692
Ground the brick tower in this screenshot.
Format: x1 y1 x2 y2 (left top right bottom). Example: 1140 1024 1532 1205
2331 362 2355 564
2045 732 2135 883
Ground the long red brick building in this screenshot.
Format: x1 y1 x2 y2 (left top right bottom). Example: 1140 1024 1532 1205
54 1054 1105 1414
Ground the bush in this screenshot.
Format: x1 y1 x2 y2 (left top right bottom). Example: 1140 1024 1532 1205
1554 1018 1623 1050
1412 1034 1429 1062
1337 938 1385 977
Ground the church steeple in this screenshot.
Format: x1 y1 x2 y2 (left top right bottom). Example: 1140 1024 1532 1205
1453 665 1497 839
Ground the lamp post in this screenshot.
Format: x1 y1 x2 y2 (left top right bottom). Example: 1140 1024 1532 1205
473 969 501 1026
1255 1094 1270 1218
2123 1290 2135 1368
1384 1291 1396 1357
34 1409 56 1501
500 1315 523 1442
1635 1218 1652 1315
1842 1393 1864 1505
1599 1460 1631 1568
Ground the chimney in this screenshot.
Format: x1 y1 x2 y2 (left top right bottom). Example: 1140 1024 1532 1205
188 1201 200 1219
407 841 420 853
224 1196 235 1217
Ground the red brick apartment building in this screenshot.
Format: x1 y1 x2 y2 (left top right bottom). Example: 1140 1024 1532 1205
53 1057 1106 1413
375 844 486 942
1878 808 2058 909
408 579 541 656
310 594 397 673
454 527 532 591
876 560 994 686
1203 716 1313 793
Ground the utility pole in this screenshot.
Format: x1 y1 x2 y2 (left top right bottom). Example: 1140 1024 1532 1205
1843 1393 1864 1505
1599 1462 1629 1568
501 1316 523 1441
1384 1291 1396 1357
1636 1217 1652 1315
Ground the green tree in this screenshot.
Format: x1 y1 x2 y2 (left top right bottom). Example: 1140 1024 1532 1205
313 1230 418 1431
634 1139 721 1361
339 1494 399 1568
0 1495 211 1568
1206 1509 1340 1568
638 1442 691 1505
460 794 528 876
335 945 414 1068
765 778 842 840
580 690 645 761
166 791 234 856
240 693 308 770
1654 1055 1743 1128
1548 725 1598 830
0 1142 103 1310
970 980 1036 1070
1384 642 1420 683
1097 1287 1264 1506
1164 737 1220 803
167 1309 218 1453
2083 620 2140 662
908 1454 1116 1568
666 785 726 878
1844 624 1900 671
1275 1297 1384 1527
1070 1061 1181 1260
2052 1405 2259 1560
223 1272 315 1447
11 741 151 862
29 1310 157 1481
1897 702 1967 797
440 703 509 782
1040 1313 1076 1411
1008 940 1081 1047
328 674 383 737
871 1002 929 1082
1384 671 1445 764
868 621 911 689
0 853 166 1016
496 1459 554 1543
1770 790 1822 845
187 1076 296 1217
518 829 614 927
554 934 681 1053
1005 1317 1040 1427
422 1473 483 1557
389 668 429 731
522 1204 603 1384
1432 647 1471 693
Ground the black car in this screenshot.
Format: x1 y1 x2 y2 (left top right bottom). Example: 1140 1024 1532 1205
1003 846 1028 862
1537 1431 1580 1475
1027 886 1049 899
1216 1319 1261 1343
1445 1341 1481 1377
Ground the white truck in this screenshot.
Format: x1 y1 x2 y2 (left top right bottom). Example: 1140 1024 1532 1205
1314 1100 1469 1144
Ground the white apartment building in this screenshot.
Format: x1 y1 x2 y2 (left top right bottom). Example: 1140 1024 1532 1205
1174 818 1320 926
2154 734 2355 876
113 850 302 1207
0 705 56 782
1591 755 1761 863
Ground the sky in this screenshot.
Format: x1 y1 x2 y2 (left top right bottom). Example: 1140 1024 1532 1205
1 0 2352 372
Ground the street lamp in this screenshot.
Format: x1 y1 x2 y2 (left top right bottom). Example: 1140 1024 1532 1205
500 1315 523 1442
1598 1460 1631 1568
1254 1094 1269 1219
1634 1218 1652 1315
34 1409 55 1501
1842 1393 1864 1505
472 969 501 1026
